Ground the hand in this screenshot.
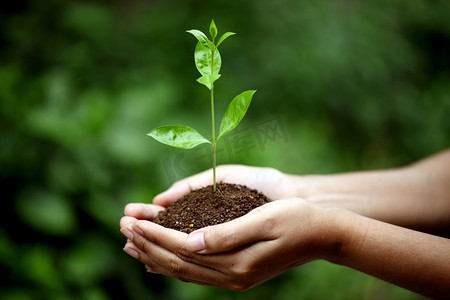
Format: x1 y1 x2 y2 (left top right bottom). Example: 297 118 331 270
120 198 343 290
122 165 298 225
153 164 298 207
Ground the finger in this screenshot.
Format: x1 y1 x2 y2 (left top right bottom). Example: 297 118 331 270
120 216 137 230
186 203 277 254
125 220 196 265
144 264 223 288
145 265 156 273
127 225 231 287
123 240 164 273
153 169 214 207
124 220 230 273
124 220 241 274
152 165 249 206
124 203 165 220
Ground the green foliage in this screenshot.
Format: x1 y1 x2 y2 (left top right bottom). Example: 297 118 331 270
197 74 221 90
216 32 236 47
186 29 214 49
148 125 211 149
218 90 257 140
16 190 77 237
193 42 222 77
149 20 255 190
209 20 218 41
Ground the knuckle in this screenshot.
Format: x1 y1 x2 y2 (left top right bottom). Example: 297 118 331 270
165 257 185 277
133 235 147 249
227 280 252 291
228 254 261 281
133 235 156 259
230 264 252 278
261 212 277 231
174 244 195 262
216 229 238 250
255 209 278 238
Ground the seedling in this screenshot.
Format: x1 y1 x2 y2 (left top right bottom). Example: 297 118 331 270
148 20 256 191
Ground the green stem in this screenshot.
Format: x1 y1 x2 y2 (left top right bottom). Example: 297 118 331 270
211 87 216 191
211 48 216 191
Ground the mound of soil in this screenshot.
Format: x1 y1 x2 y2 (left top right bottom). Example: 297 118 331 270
153 182 270 233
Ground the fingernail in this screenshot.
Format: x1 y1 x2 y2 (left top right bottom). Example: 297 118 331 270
120 228 134 240
186 231 205 253
131 224 144 236
124 246 139 259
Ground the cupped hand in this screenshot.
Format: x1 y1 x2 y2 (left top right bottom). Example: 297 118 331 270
153 165 298 207
122 165 297 224
120 198 342 290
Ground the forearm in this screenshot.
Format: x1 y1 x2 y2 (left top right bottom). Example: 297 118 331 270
329 209 450 299
291 150 450 231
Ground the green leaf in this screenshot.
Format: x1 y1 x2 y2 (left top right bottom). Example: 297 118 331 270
194 42 222 76
148 125 210 149
197 74 221 90
209 19 218 40
218 90 257 140
186 29 211 48
216 32 236 47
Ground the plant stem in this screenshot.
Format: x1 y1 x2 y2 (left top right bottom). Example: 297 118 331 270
211 84 216 191
211 48 216 191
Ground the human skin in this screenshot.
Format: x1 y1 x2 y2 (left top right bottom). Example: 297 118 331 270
120 150 450 298
294 149 450 232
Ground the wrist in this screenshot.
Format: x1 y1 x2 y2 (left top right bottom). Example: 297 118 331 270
289 173 378 218
316 206 364 264
288 174 332 199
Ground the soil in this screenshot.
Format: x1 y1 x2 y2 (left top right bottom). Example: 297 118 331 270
153 182 270 233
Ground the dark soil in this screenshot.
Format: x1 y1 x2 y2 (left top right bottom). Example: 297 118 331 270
153 182 270 233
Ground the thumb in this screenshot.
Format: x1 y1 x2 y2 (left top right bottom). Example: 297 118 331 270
153 169 214 207
185 206 274 254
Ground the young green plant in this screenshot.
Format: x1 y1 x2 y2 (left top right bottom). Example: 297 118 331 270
148 20 256 191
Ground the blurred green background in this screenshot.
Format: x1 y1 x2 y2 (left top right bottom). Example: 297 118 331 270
1 0 449 299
